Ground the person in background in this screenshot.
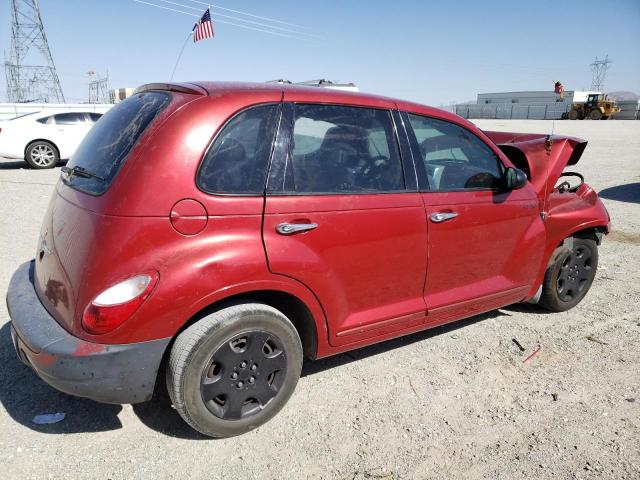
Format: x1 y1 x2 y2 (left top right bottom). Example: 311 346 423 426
553 80 565 100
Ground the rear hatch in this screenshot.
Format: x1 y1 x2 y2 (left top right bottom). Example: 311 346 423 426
33 85 203 335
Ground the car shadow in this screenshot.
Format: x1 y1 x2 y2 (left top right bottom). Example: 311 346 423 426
599 182 640 204
301 309 508 376
0 322 123 434
1 307 525 439
0 159 67 170
133 308 510 439
0 160 28 170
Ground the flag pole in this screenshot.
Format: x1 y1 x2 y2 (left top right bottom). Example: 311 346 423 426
169 31 193 82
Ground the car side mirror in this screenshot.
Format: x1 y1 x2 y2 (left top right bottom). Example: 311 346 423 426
505 167 528 190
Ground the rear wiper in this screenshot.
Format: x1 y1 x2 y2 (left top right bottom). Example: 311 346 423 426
61 165 105 181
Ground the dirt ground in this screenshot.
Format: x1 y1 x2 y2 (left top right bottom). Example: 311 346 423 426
0 119 638 480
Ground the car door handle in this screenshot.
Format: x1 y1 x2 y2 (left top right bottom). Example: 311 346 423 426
276 223 318 235
430 212 458 223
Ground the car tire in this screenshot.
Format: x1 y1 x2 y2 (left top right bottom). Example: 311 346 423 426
166 303 303 438
589 109 603 120
539 238 598 312
25 141 59 169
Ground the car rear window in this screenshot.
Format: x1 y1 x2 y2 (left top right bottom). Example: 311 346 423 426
197 104 281 195
63 92 169 195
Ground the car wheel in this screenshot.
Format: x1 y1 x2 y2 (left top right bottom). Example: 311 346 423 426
166 303 303 438
539 238 598 312
25 141 59 169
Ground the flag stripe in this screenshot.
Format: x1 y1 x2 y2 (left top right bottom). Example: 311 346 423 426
193 7 214 42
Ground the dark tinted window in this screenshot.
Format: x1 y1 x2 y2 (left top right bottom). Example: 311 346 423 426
198 104 280 194
88 113 103 122
53 112 86 125
64 92 169 195
286 104 404 193
36 116 52 124
407 114 504 191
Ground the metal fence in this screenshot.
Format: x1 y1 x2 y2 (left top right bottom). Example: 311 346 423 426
455 101 639 120
615 101 640 120
0 103 113 121
455 103 569 120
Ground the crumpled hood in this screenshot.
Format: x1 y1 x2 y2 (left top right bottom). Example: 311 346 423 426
483 130 588 198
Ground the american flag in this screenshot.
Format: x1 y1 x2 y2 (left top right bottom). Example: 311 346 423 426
193 8 214 42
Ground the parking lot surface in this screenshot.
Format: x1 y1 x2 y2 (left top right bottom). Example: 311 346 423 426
1 120 638 479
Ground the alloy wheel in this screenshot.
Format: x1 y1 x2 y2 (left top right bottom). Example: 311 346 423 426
30 144 56 167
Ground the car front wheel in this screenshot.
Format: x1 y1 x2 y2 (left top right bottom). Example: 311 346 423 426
166 303 303 437
539 238 598 312
25 141 59 169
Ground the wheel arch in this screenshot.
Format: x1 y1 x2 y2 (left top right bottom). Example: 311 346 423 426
570 225 608 245
24 138 60 159
173 289 320 361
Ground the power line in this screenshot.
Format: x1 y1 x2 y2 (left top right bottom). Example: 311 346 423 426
132 0 319 41
182 0 313 30
156 0 322 38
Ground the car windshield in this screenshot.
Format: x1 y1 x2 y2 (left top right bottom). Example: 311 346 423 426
9 112 39 121
63 92 169 195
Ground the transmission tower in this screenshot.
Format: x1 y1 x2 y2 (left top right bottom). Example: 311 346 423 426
590 55 612 92
4 0 65 103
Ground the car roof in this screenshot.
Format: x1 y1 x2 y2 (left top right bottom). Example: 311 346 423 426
139 81 466 126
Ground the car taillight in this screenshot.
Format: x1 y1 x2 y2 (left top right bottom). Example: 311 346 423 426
82 272 159 335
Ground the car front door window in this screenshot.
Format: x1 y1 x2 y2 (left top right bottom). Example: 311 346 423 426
407 114 505 191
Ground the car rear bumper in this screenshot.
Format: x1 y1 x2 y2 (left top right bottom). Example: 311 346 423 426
6 260 171 404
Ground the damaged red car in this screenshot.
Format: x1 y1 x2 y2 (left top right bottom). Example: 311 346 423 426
7 82 610 437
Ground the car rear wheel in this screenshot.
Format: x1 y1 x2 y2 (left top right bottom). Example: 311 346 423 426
166 303 303 438
25 141 59 169
539 238 598 312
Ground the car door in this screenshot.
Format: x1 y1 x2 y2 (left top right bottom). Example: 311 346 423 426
262 102 428 347
51 112 91 157
402 112 545 325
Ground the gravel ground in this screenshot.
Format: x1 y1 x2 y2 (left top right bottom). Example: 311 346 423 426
0 120 638 480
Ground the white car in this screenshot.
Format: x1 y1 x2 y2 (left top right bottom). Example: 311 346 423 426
0 111 103 169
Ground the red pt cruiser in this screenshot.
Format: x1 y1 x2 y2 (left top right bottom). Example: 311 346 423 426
7 82 610 437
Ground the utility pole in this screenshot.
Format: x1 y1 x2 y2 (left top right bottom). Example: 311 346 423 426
590 55 612 92
4 0 65 103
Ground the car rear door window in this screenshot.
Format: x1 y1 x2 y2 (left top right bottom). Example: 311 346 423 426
63 91 170 195
197 104 281 195
407 114 504 191
53 112 87 125
283 104 404 194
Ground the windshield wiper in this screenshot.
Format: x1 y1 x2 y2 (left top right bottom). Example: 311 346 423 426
61 165 105 181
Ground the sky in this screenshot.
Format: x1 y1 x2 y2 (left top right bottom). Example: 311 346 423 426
1 0 639 105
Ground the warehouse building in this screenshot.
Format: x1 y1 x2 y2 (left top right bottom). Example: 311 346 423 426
456 90 639 120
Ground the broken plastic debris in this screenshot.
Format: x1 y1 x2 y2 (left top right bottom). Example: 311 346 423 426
586 335 608 345
32 413 66 425
522 345 542 364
